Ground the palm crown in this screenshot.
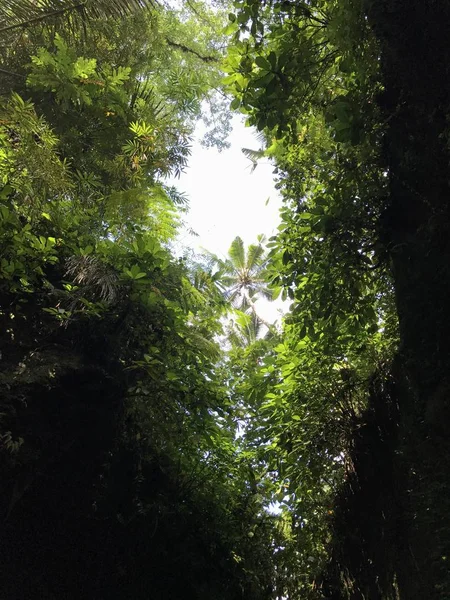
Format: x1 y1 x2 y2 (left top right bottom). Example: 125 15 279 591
204 235 273 332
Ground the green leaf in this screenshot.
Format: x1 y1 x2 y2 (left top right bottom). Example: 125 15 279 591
230 97 241 110
255 56 271 71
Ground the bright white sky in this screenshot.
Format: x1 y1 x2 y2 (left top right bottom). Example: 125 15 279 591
175 114 282 257
172 114 286 323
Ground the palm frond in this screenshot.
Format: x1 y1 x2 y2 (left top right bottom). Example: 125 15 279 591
257 286 274 302
246 242 266 272
220 275 240 289
241 147 265 172
235 310 252 329
228 236 246 271
187 329 221 361
200 248 227 274
0 0 157 36
223 284 243 308
129 80 156 111
227 310 265 347
256 233 267 245
65 255 120 303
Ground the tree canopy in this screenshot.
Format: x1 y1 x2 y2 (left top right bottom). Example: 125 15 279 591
1 1 450 599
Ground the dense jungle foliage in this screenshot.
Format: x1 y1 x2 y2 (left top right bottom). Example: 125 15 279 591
1 1 449 599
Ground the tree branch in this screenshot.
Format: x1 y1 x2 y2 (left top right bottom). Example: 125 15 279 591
0 67 26 78
166 39 218 63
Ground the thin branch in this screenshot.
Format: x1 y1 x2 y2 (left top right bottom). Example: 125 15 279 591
307 13 328 27
0 67 26 78
166 38 218 63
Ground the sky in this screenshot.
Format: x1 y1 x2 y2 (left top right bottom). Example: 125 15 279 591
174 114 282 258
172 114 286 322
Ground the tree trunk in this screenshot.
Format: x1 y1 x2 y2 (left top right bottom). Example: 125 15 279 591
368 1 450 597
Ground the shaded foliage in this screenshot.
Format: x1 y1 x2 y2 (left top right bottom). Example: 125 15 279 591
225 0 450 598
0 3 281 599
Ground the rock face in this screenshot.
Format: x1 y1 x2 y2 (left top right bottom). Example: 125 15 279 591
0 343 122 598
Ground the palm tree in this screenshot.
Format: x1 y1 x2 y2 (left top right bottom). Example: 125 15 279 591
226 310 272 348
205 235 274 330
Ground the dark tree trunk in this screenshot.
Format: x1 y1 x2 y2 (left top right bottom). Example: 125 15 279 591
368 1 450 597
